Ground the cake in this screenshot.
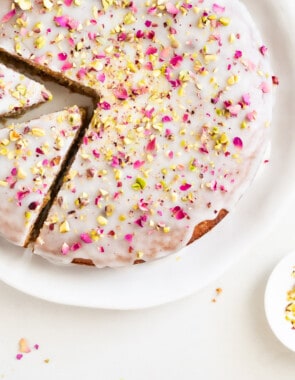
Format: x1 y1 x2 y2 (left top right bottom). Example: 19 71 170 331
0 0 276 267
0 62 51 118
0 105 85 246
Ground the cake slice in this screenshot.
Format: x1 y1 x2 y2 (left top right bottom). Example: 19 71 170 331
0 105 85 246
0 62 52 118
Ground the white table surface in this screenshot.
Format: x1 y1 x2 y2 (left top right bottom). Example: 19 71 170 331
1 1 295 379
0 193 294 380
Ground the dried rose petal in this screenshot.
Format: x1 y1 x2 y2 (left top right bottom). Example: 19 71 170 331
166 2 179 15
260 45 268 55
99 101 111 110
58 52 68 61
180 183 192 191
272 76 279 85
124 234 133 243
260 81 270 93
233 137 243 149
136 30 145 38
170 55 183 67
147 6 157 15
212 3 225 13
80 233 92 244
246 111 257 122
1 9 16 23
97 73 106 83
114 87 128 100
227 104 241 116
133 160 145 169
146 137 156 151
54 15 69 27
146 46 158 55
234 50 242 59
61 243 70 255
70 242 82 251
242 93 251 106
138 199 149 211
171 206 187 220
61 61 73 72
162 115 173 123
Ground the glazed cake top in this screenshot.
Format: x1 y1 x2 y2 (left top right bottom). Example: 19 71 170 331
0 0 276 267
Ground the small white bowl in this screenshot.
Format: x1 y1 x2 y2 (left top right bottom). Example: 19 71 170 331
265 250 295 351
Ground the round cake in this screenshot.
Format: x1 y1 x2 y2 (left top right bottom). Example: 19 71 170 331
0 0 276 267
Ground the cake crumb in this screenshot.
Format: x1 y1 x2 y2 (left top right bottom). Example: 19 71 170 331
211 287 223 303
19 338 31 354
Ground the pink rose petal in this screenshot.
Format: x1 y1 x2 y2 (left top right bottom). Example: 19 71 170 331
58 52 68 61
61 243 70 255
234 50 242 59
61 61 73 71
233 137 243 149
1 9 16 23
124 234 133 243
54 15 69 27
260 45 268 55
114 87 128 100
70 242 82 251
212 3 225 13
138 199 149 212
99 101 111 110
97 72 106 83
133 160 145 169
166 2 179 15
162 115 173 123
146 46 158 55
246 110 257 122
92 149 100 158
171 206 187 220
170 55 183 68
80 233 92 244
242 93 251 106
227 104 241 116
179 183 192 191
260 81 270 93
146 137 156 152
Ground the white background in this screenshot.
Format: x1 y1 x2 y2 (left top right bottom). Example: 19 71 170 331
1 198 295 379
0 0 295 379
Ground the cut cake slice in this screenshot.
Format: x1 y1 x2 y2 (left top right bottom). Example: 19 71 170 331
0 105 85 246
0 62 52 118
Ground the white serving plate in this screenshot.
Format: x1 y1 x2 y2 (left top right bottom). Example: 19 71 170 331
0 0 294 309
265 250 295 352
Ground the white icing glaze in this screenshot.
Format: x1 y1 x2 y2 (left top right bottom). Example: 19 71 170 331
0 0 275 267
0 106 83 246
0 62 51 117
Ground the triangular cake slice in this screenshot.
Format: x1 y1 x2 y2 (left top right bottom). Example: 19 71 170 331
0 105 85 246
0 62 52 118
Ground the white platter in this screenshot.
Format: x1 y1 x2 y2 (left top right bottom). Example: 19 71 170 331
0 0 294 309
265 250 295 352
